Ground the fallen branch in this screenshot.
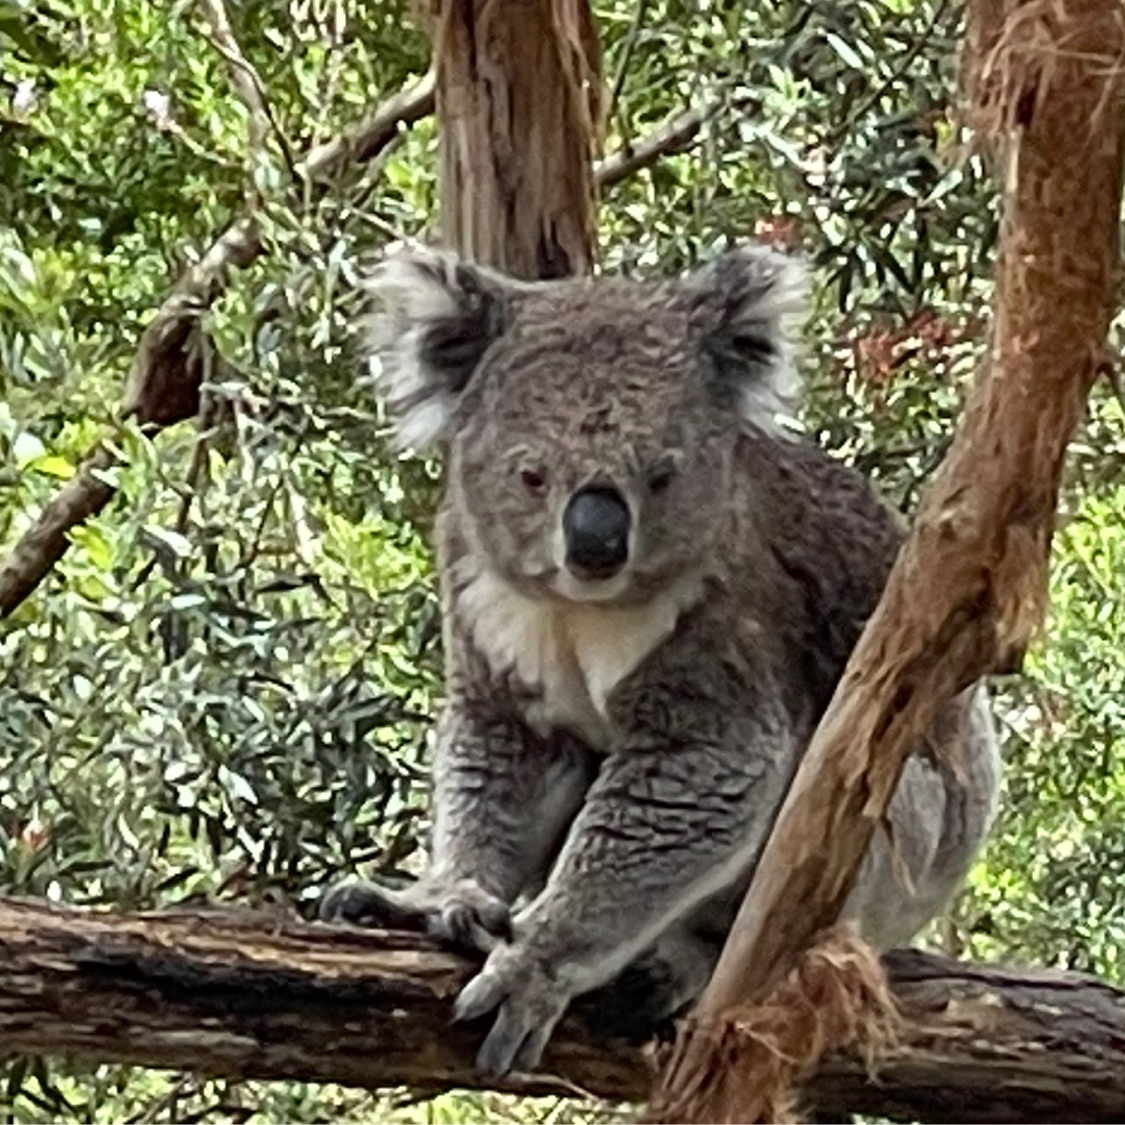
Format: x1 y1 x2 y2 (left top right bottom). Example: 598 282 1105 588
0 897 1123 1123
0 81 746 619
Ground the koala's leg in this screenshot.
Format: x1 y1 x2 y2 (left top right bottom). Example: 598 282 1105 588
320 706 594 954
452 718 793 1076
844 682 1001 948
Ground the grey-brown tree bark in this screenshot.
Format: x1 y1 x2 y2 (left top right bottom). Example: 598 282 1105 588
1 898 1124 1124
429 0 603 278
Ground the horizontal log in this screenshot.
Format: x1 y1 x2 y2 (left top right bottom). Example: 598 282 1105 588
0 897 1122 1122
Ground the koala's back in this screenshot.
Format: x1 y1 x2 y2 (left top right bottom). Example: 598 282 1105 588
721 424 906 727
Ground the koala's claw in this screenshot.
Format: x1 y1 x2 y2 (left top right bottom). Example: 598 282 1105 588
452 968 509 1024
440 897 513 950
318 876 511 955
453 946 570 1077
318 878 425 930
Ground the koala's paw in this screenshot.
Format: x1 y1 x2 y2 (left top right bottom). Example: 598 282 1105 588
319 878 426 929
318 876 511 956
452 943 571 1078
423 879 513 953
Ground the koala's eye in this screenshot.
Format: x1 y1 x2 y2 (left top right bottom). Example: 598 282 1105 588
520 467 548 495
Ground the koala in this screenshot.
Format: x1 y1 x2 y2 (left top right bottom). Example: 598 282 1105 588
320 243 1001 1078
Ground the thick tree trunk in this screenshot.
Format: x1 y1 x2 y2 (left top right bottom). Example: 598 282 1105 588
650 2 1125 1119
429 0 602 278
1 898 1125 1123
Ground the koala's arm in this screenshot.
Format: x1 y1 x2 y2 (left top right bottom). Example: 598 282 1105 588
426 698 592 900
321 689 591 950
455 649 795 1075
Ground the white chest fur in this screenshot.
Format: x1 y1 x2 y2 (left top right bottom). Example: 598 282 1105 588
456 568 699 748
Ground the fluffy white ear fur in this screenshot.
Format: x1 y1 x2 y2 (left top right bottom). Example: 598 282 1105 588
363 241 807 451
364 244 526 452
688 244 808 435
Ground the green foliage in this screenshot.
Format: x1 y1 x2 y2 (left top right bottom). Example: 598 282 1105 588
967 484 1125 979
1 0 1123 1121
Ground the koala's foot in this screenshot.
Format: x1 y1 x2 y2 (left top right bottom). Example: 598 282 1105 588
453 940 573 1078
584 928 720 1044
318 876 511 955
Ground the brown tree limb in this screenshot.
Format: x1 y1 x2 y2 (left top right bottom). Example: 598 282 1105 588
0 78 740 620
0 71 433 620
431 0 604 279
0 897 1124 1123
650 2 1125 1119
0 448 118 617
596 91 757 188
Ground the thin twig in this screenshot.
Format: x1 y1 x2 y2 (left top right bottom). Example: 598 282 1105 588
197 0 298 181
607 0 651 125
827 0 953 151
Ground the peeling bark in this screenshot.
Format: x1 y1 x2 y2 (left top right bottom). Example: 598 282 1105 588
430 0 602 278
650 2 1125 1119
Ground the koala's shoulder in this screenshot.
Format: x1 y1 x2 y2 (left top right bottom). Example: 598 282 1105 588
735 426 904 572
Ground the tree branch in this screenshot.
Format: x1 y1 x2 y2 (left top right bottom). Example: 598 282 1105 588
0 71 435 620
299 68 436 179
596 92 757 188
651 2 1125 1119
0 897 1123 1123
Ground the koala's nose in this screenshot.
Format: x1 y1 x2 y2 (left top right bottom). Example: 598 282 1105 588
563 486 631 579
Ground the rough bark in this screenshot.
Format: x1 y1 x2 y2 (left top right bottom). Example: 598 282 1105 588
429 0 602 278
651 1 1125 1120
1 898 1124 1123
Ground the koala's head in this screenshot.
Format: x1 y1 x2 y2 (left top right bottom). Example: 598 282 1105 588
364 243 805 605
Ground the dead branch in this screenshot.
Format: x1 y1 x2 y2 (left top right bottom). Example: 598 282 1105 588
0 897 1123 1123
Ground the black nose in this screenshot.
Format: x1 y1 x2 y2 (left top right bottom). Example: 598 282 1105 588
563 487 630 579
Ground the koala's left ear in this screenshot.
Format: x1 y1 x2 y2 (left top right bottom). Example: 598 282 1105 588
364 246 523 451
684 244 807 433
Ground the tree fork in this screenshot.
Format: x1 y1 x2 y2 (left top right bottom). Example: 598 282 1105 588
0 898 1124 1123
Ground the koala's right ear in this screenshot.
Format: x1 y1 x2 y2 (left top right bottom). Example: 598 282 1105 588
364 247 517 451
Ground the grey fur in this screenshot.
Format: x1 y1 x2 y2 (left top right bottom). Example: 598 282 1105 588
321 244 1001 1078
